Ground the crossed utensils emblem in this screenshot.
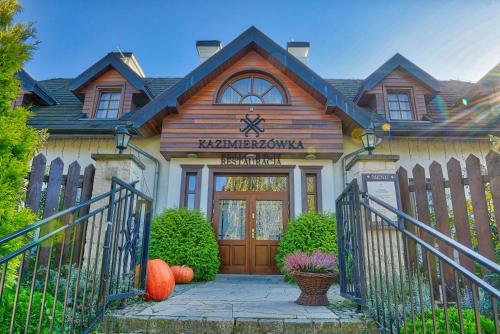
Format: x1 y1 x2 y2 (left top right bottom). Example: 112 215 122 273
240 113 265 137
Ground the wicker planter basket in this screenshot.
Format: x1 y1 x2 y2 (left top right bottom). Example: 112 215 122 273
292 271 338 306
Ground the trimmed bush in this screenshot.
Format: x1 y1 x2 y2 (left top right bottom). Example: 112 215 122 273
149 208 220 281
277 212 337 281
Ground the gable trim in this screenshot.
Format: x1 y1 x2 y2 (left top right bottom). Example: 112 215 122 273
127 26 373 134
355 53 440 102
16 69 58 106
68 52 153 99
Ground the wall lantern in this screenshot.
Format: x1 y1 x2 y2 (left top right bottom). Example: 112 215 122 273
245 153 257 160
305 154 316 160
341 123 382 186
360 126 378 155
115 126 132 153
113 125 160 214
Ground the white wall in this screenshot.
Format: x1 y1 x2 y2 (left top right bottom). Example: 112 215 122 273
40 135 491 216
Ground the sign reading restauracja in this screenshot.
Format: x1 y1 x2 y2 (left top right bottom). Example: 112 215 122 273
220 153 282 166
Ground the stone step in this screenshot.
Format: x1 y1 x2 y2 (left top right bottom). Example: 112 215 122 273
101 314 378 334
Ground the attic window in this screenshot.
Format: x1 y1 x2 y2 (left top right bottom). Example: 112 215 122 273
95 89 122 119
387 90 414 120
217 74 287 104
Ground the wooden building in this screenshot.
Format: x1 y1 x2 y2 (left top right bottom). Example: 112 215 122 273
16 27 499 274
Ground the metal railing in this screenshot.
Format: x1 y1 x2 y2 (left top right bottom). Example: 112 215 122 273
337 179 500 334
0 177 152 334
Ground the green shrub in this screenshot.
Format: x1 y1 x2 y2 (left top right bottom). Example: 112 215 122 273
0 286 63 333
276 212 337 281
0 0 45 262
149 208 220 281
401 308 495 334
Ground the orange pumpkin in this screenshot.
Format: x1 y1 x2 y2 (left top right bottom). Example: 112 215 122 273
144 259 175 301
170 265 194 284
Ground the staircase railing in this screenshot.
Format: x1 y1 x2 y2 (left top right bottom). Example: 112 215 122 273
0 177 152 334
337 179 500 334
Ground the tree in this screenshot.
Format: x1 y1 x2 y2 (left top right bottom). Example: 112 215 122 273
0 0 43 261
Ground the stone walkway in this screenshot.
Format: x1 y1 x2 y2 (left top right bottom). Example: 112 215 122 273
103 275 376 333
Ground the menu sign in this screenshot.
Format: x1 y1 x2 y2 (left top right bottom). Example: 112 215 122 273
362 173 401 226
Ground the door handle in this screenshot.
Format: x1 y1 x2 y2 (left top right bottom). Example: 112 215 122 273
252 228 255 239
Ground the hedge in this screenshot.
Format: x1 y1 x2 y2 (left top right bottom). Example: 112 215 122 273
149 208 220 281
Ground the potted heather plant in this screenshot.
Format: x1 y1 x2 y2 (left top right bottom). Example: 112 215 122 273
284 251 338 306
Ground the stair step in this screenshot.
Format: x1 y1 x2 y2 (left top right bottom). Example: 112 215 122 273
101 315 378 334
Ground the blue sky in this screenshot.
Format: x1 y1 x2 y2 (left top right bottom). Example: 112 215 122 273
18 0 500 82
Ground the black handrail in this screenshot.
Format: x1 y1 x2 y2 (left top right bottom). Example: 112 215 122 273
337 179 499 334
0 191 111 246
359 196 500 298
0 179 143 247
363 192 499 273
0 178 152 334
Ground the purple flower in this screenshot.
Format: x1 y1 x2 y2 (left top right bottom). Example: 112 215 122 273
284 251 311 272
310 251 337 271
284 251 337 273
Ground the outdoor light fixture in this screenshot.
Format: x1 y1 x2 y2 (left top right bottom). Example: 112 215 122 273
113 125 160 214
115 126 132 153
245 153 257 159
187 153 198 159
341 123 382 186
305 154 316 160
360 126 378 155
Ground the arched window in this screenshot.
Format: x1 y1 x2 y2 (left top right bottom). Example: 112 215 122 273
217 73 287 104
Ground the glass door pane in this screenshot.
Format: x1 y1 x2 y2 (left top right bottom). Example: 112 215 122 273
218 200 246 240
255 200 283 240
215 175 287 192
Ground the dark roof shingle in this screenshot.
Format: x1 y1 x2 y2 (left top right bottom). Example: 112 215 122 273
24 72 497 136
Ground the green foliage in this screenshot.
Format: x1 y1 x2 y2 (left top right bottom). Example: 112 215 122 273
0 286 63 333
276 212 337 281
0 0 44 261
149 208 220 281
401 308 495 334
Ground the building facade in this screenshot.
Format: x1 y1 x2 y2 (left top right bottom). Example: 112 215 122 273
17 27 499 274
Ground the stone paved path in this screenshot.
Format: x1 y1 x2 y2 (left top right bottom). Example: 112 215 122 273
103 275 376 333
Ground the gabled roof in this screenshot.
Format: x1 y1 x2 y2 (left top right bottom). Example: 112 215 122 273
16 69 58 105
26 76 497 137
127 26 374 133
463 62 500 101
68 52 153 99
355 53 440 102
476 62 500 94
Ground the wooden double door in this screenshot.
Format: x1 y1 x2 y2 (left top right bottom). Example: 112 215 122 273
214 191 288 274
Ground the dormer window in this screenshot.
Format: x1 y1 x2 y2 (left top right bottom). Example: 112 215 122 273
95 88 122 118
216 73 287 104
387 90 414 120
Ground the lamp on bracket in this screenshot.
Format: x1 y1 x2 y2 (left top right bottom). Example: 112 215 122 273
114 125 160 214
